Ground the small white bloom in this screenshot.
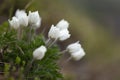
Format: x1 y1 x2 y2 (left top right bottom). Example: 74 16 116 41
48 25 60 39
56 19 69 30
71 48 85 61
15 9 28 26
31 20 41 29
67 41 81 53
8 16 20 29
28 11 41 28
59 29 71 41
33 45 47 60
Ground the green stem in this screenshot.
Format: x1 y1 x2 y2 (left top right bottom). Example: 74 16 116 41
24 0 35 9
16 45 24 55
48 38 58 48
59 49 68 55
45 38 52 46
28 26 32 43
17 27 23 40
25 59 34 76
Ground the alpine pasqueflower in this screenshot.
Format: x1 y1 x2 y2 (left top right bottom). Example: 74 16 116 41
33 45 47 60
71 48 85 61
48 25 60 39
56 19 69 30
59 29 71 41
67 41 85 61
8 16 20 29
15 9 28 27
28 11 41 29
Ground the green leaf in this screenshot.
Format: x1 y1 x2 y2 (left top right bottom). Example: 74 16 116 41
15 56 21 65
0 21 9 33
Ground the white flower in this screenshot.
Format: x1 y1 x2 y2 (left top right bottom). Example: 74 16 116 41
33 45 47 60
15 9 28 26
59 29 71 41
55 19 70 41
48 25 60 39
8 16 20 29
67 41 86 61
71 48 85 61
67 41 81 53
56 19 69 30
28 11 41 28
32 21 41 29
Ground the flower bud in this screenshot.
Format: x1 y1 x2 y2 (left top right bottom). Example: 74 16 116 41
71 48 85 61
67 41 81 53
33 45 47 60
48 25 60 39
56 19 69 30
59 29 71 41
15 9 28 26
28 11 41 28
8 16 20 29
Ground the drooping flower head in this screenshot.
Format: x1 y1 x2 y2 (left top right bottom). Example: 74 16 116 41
48 25 60 39
67 41 81 53
56 19 70 41
56 19 69 30
59 29 71 41
67 41 85 61
47 19 71 41
71 48 85 61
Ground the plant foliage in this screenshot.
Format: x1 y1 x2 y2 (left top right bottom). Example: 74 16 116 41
0 22 63 80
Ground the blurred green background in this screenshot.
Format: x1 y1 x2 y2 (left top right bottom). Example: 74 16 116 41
0 0 120 80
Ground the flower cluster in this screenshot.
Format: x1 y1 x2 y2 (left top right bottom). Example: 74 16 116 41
48 19 85 61
9 9 41 29
48 19 70 41
0 9 87 80
8 9 86 61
